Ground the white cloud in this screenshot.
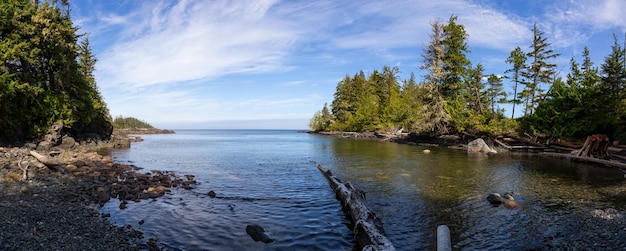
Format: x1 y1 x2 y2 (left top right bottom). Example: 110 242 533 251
96 0 297 90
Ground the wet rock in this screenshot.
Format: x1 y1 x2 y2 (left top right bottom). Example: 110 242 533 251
246 224 274 243
468 138 497 154
487 193 503 204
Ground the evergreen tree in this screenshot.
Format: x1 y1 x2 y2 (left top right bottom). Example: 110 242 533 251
441 15 471 99
417 20 451 134
521 23 560 115
598 34 626 137
505 46 527 118
0 0 112 142
486 74 507 118
464 63 487 115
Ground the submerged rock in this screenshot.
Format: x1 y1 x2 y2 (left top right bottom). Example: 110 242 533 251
246 224 274 243
487 193 503 204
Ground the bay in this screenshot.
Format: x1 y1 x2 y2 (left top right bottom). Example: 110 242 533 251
103 129 626 250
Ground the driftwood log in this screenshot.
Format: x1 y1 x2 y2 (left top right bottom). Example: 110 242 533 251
576 134 610 158
317 164 396 251
541 152 626 169
29 150 67 172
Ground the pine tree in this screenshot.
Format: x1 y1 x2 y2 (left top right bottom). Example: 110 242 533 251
521 23 560 115
599 34 626 136
505 46 527 118
465 63 487 115
418 20 451 134
486 74 507 118
441 15 471 99
0 0 112 142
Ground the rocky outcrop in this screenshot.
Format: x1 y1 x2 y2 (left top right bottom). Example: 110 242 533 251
468 138 497 154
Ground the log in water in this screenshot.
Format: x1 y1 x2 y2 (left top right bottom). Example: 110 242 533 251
317 164 396 251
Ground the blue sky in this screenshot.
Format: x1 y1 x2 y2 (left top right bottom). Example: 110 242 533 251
68 0 626 130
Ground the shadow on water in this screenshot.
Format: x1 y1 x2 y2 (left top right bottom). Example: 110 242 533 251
320 138 626 250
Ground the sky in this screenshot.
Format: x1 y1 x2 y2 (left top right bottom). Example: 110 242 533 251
67 0 626 130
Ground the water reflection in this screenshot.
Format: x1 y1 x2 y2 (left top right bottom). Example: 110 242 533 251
321 137 625 250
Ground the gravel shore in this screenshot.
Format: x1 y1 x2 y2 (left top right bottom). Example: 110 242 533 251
0 143 192 251
0 175 149 250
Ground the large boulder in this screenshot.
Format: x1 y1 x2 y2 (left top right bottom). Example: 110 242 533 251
468 138 497 154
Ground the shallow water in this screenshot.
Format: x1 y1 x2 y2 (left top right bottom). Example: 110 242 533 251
104 130 626 250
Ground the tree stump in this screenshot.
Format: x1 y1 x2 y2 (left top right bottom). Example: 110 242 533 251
576 134 610 159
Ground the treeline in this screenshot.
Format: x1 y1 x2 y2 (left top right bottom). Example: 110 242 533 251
0 0 112 142
310 16 626 141
112 116 154 129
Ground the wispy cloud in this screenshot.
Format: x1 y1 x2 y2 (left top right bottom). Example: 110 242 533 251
95 0 298 89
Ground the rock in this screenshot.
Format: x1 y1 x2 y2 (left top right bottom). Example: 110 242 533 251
60 135 77 149
246 224 274 243
468 138 497 154
487 193 503 204
423 149 431 154
502 199 519 209
502 192 519 209
38 121 64 150
66 164 77 171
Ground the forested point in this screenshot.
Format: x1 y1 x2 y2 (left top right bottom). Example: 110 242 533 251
0 0 112 143
310 15 626 142
112 116 155 129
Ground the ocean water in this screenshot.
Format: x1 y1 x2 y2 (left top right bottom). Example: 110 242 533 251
103 129 626 250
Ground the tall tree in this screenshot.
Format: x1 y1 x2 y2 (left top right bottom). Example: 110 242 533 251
598 34 626 136
486 74 507 118
417 20 451 134
505 46 527 118
464 63 487 115
521 23 560 115
0 0 112 142
441 15 470 99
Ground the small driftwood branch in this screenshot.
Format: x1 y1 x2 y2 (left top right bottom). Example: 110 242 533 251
317 164 396 251
17 158 30 181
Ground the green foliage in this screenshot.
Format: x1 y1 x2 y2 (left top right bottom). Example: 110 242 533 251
520 23 560 115
311 17 625 142
505 46 527 119
112 116 155 129
0 0 112 142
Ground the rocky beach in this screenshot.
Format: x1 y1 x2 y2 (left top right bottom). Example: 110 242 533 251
0 124 189 251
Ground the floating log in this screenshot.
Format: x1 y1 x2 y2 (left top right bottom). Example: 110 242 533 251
316 164 396 251
540 152 626 169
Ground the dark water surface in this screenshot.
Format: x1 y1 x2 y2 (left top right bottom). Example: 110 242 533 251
103 130 626 250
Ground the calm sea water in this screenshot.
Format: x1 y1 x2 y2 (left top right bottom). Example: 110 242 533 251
103 130 626 250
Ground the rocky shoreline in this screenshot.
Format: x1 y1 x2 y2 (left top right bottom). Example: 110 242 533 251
0 124 192 250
